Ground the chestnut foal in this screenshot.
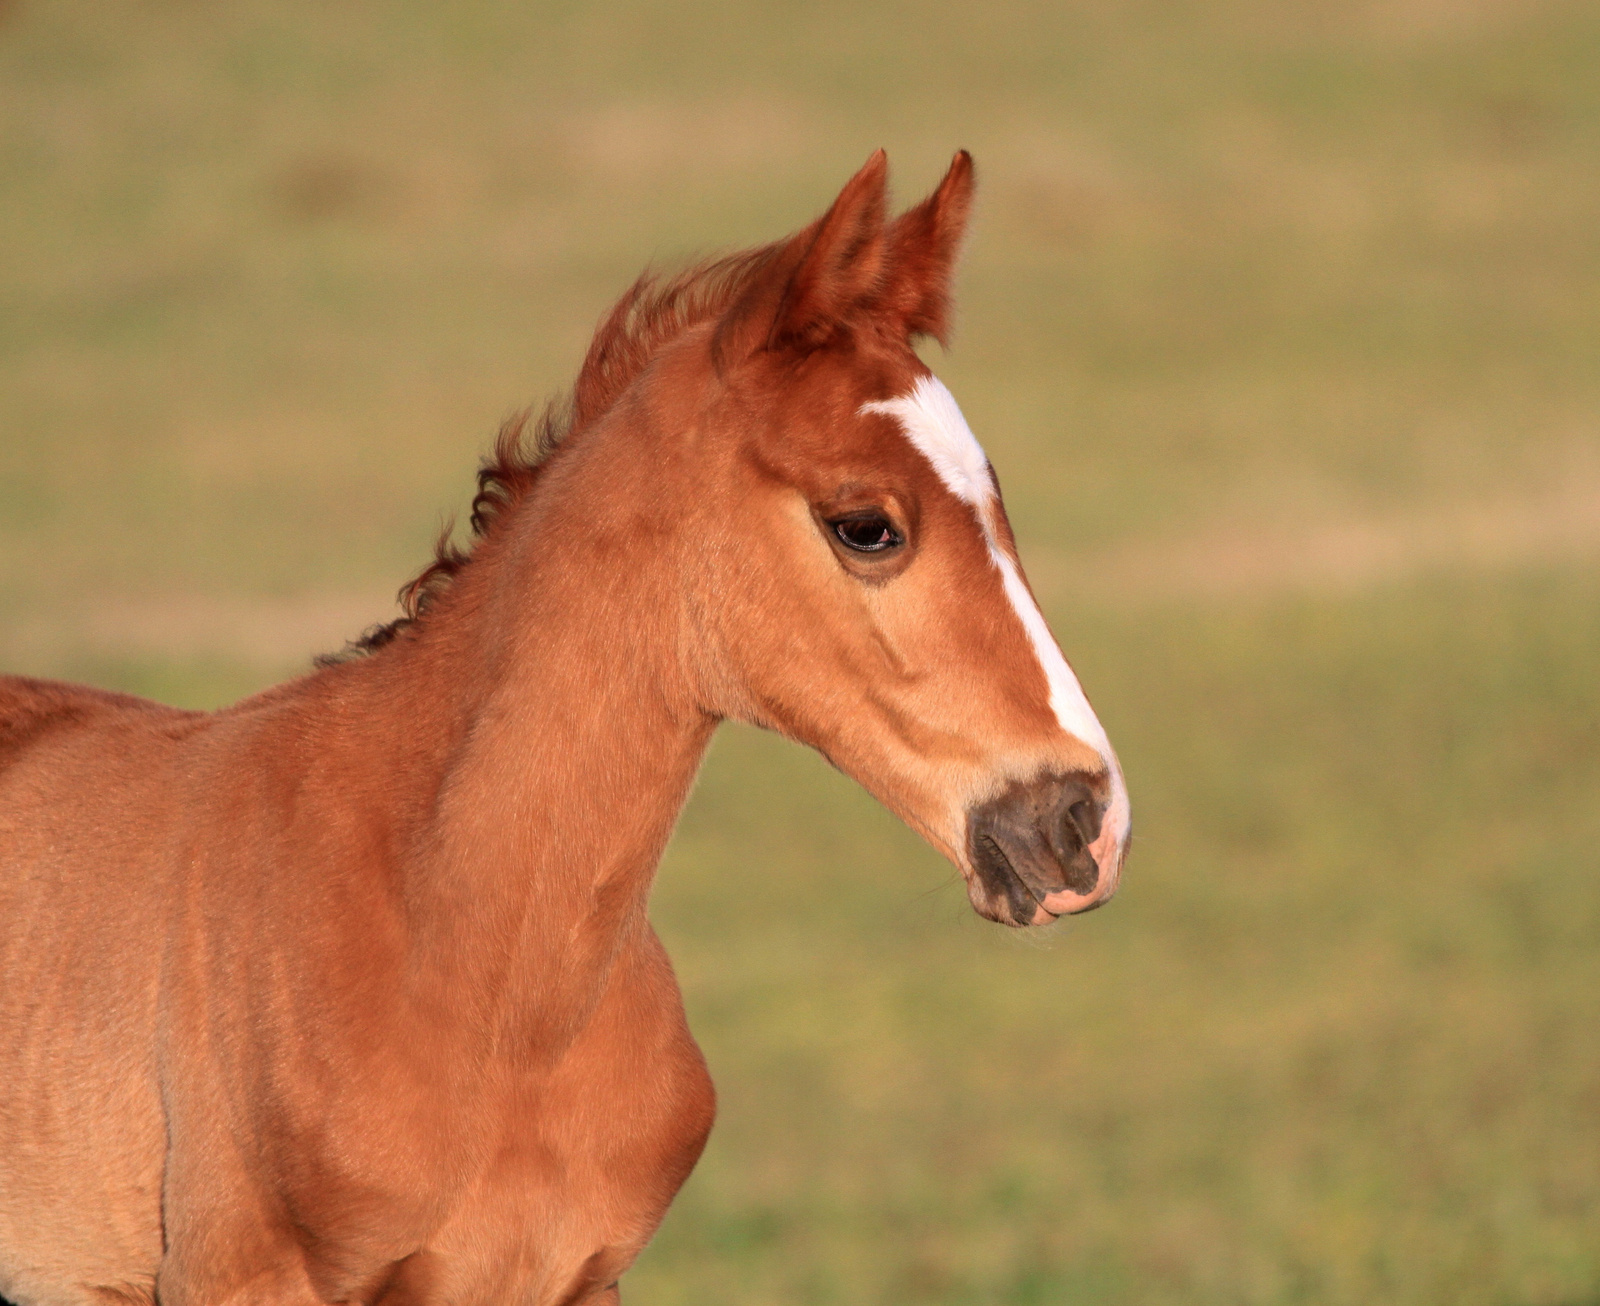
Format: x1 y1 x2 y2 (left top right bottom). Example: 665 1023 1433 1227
0 152 1128 1306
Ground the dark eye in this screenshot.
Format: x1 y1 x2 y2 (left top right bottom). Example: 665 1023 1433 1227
832 515 901 553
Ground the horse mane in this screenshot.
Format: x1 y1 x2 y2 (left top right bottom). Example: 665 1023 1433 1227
323 242 780 663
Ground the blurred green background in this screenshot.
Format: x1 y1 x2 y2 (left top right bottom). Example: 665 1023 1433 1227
3 2 1598 1302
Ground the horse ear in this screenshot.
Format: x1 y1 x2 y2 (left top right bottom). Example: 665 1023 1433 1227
879 150 974 346
715 151 890 362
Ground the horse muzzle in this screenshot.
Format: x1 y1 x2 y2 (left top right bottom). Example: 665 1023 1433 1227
963 772 1122 927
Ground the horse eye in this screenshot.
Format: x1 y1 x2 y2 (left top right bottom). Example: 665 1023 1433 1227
833 516 901 553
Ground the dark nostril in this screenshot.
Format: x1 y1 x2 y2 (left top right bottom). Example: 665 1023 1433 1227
968 773 1107 918
1067 797 1103 847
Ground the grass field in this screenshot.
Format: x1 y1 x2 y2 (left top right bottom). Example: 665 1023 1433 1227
2 2 1598 1302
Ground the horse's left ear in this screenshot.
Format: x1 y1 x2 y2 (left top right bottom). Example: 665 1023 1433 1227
879 150 975 346
714 151 890 366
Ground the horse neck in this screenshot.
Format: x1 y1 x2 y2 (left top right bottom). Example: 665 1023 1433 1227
352 430 715 1055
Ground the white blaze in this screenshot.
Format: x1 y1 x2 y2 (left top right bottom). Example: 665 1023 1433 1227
860 377 1129 847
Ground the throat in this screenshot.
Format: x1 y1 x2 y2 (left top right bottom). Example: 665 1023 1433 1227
352 513 714 1052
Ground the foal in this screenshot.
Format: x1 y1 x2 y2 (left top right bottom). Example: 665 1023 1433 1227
0 152 1128 1306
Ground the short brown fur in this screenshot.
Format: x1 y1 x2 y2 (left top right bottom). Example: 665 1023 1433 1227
0 154 1126 1306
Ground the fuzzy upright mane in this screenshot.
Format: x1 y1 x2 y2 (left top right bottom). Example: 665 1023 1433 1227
326 242 780 662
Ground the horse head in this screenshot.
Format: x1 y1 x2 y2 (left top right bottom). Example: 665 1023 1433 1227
643 151 1130 924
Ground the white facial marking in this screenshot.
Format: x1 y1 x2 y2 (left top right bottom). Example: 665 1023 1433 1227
863 374 991 507
861 377 1127 826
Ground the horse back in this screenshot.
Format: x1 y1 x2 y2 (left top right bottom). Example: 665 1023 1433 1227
0 674 195 764
0 676 200 1306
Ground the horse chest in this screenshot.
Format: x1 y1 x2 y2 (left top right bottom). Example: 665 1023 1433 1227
392 932 715 1305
